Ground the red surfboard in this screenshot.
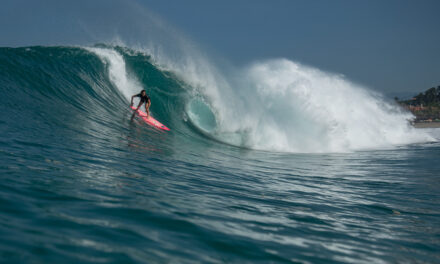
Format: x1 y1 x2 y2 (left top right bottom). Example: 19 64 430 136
130 106 170 131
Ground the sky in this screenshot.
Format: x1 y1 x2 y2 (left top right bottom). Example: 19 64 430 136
1 0 439 97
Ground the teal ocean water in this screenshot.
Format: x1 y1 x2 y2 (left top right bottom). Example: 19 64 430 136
0 46 439 263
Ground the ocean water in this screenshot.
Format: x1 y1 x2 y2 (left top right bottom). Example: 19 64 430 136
0 46 439 263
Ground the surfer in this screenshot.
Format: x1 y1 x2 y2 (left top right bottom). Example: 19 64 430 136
129 89 169 130
131 90 151 118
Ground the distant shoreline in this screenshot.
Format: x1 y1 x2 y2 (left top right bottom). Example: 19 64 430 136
413 122 440 128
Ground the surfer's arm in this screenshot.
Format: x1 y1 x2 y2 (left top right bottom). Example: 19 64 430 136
130 94 137 106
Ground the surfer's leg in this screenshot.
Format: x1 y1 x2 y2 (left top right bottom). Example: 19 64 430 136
145 101 151 117
145 101 150 117
131 101 143 119
136 101 143 110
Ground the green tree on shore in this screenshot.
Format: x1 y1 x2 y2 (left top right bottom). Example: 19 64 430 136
398 85 440 122
401 86 440 106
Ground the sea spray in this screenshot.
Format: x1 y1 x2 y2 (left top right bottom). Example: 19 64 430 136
220 59 434 152
86 47 142 100
87 46 434 153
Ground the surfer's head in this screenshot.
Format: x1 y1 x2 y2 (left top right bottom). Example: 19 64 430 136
140 89 146 96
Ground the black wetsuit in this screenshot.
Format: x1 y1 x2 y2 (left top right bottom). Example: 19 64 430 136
135 93 150 104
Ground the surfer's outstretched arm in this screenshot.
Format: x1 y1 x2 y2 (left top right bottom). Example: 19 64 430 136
130 95 136 107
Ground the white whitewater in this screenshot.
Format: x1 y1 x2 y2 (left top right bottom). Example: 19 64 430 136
86 47 141 101
220 59 433 152
86 46 434 153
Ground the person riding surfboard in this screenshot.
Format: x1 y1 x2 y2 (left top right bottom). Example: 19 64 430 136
129 89 169 131
131 89 151 118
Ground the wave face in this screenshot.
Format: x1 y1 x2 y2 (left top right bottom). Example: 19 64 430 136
0 45 432 154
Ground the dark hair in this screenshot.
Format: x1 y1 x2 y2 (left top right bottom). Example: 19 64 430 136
140 89 146 93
